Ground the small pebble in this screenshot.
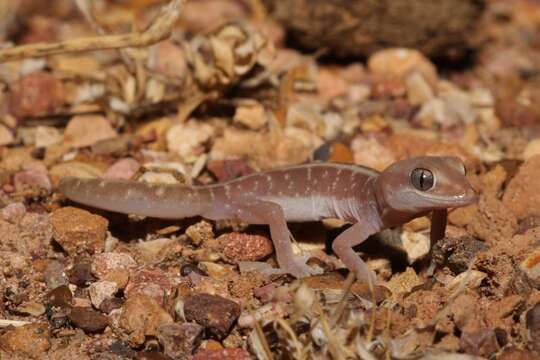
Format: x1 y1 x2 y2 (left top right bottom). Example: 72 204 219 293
47 285 73 308
49 307 71 330
8 71 64 118
103 270 130 290
69 306 109 333
13 163 52 192
67 261 95 287
233 101 268 130
125 267 175 305
89 280 118 308
104 157 141 180
166 121 215 163
35 125 62 148
181 263 208 277
99 297 124 314
186 221 214 246
405 72 434 105
184 293 241 339
63 115 117 148
0 323 51 357
73 297 92 308
149 40 188 79
221 232 274 263
43 260 69 290
401 230 430 264
207 159 254 182
51 207 108 256
48 161 104 183
15 301 46 317
91 252 137 279
157 322 204 360
119 295 174 347
1 202 26 223
136 237 177 264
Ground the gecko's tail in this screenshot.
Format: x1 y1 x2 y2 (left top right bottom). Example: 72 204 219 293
58 177 210 219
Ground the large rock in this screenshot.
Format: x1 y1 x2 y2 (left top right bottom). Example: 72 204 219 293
264 0 485 59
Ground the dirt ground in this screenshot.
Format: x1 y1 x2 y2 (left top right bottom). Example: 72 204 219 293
0 0 540 359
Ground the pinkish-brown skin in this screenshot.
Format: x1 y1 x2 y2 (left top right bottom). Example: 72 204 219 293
58 156 477 283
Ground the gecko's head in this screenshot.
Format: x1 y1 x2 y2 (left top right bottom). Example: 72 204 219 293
376 156 478 214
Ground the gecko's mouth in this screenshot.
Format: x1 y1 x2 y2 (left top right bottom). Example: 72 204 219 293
422 187 478 209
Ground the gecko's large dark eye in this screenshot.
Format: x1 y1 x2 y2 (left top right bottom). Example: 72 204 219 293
411 168 434 191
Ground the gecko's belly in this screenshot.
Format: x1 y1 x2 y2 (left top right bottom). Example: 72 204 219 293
260 196 331 222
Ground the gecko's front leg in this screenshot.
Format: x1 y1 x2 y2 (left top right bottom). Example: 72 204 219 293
430 209 448 246
203 200 315 278
332 221 379 284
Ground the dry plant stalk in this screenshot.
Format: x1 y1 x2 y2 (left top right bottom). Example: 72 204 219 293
0 0 184 63
0 319 31 328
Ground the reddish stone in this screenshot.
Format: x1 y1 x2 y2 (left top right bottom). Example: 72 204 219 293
125 267 175 305
9 72 64 118
13 163 52 192
221 232 274 263
207 159 254 182
184 293 241 339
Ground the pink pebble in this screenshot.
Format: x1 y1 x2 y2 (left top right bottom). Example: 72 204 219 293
13 163 52 192
103 158 140 180
1 202 26 223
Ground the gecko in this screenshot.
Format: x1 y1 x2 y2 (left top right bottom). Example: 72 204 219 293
58 156 478 283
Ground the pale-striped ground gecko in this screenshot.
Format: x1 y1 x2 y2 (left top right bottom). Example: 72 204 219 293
58 156 477 283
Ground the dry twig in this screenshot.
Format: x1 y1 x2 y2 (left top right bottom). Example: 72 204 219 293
0 319 31 328
0 0 184 63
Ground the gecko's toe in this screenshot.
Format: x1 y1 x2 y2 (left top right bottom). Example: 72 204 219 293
283 255 320 278
288 264 313 278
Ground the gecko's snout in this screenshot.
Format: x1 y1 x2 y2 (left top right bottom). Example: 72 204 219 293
465 187 479 204
454 186 478 206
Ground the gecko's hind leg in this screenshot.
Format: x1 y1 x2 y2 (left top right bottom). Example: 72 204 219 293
203 200 315 278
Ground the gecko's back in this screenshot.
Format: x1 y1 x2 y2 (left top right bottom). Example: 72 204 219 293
218 163 378 222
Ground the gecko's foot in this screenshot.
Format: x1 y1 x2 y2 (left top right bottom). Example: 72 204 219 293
355 268 378 286
282 254 319 278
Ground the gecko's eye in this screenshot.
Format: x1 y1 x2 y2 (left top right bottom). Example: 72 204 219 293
411 168 434 191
